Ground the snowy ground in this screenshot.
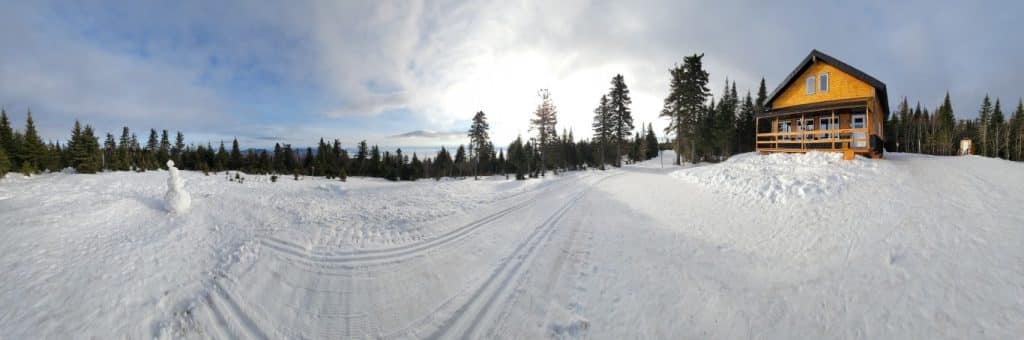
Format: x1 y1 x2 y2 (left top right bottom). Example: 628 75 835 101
1 151 1022 339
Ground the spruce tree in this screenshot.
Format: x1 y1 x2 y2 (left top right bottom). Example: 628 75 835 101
645 122 659 159
230 138 243 170
356 140 369 176
978 95 992 157
754 77 767 114
158 130 171 167
991 98 1006 158
0 146 9 179
467 111 490 179
21 111 45 173
738 91 756 153
608 74 634 167
173 131 185 164
660 53 710 164
103 133 116 170
1010 99 1024 161
530 89 558 176
117 127 131 170
592 95 612 169
0 108 12 159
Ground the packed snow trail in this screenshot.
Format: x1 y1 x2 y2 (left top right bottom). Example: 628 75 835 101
1 152 1023 339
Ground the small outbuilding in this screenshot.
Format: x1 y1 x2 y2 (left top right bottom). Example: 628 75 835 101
756 50 889 159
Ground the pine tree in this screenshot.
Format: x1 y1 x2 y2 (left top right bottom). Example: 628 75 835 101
608 74 633 167
117 127 131 170
356 140 369 176
229 138 242 170
737 91 756 153
712 81 738 159
660 53 710 164
978 95 992 157
0 108 12 161
215 141 228 171
21 111 45 173
467 110 490 179
158 130 171 167
936 92 956 155
173 131 185 164
530 89 558 176
754 77 767 114
991 98 1006 158
645 122 659 159
103 133 116 170
1010 99 1024 161
592 94 613 169
0 145 9 179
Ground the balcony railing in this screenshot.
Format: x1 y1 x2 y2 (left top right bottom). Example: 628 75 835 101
755 128 870 151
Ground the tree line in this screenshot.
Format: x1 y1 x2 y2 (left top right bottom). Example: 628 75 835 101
885 94 1024 160
0 76 662 181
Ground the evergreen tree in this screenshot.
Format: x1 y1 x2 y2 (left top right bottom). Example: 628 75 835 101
660 53 710 164
21 111 45 173
454 145 467 177
0 145 9 179
103 133 116 170
754 77 767 114
991 98 1006 158
0 108 12 161
229 138 243 170
935 92 956 155
608 74 634 167
645 122 659 159
467 110 490 179
737 91 756 153
977 95 992 157
158 130 171 167
117 127 131 170
173 131 185 164
355 140 369 176
530 89 558 176
215 141 228 171
591 94 613 169
1010 99 1024 161
369 145 381 177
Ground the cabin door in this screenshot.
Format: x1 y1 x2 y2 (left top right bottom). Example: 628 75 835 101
851 114 867 147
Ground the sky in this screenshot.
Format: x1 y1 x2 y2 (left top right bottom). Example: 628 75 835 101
2 0 1023 150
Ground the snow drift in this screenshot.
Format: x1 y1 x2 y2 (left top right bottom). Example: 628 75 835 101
670 151 882 203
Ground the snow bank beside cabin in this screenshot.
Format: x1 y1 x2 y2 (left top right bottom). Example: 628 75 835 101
670 151 882 203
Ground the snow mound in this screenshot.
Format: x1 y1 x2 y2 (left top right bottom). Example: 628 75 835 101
670 152 881 204
164 160 191 213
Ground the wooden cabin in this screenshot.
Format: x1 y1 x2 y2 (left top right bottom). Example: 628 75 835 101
756 50 890 159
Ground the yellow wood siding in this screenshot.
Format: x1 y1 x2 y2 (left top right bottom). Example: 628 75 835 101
772 62 875 109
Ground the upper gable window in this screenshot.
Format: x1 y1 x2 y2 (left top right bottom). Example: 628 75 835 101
805 76 816 95
819 73 829 92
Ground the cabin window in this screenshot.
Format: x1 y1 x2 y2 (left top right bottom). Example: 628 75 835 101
805 76 816 95
804 118 815 139
819 73 829 92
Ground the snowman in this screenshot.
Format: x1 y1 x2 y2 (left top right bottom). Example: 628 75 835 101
165 160 191 213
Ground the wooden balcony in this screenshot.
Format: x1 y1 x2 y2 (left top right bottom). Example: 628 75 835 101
755 128 870 153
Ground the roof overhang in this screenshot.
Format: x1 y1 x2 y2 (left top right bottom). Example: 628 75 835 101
757 98 870 119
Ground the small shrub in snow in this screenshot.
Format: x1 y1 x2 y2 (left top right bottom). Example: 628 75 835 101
270 175 278 183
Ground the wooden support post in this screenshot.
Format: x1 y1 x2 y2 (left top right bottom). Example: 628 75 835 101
830 110 836 150
800 113 805 150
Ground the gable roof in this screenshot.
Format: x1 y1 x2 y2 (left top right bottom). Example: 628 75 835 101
764 49 889 118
